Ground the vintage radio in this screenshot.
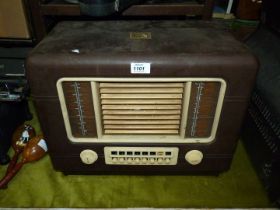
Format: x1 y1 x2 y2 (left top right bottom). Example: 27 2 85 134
26 21 258 175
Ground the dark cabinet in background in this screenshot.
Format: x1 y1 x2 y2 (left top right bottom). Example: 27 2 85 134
236 0 262 20
26 0 215 42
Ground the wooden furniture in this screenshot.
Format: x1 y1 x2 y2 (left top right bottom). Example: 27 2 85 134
0 0 35 44
236 0 262 20
0 0 31 39
25 0 215 42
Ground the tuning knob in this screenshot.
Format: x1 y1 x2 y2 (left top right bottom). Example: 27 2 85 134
80 150 98 165
185 150 203 165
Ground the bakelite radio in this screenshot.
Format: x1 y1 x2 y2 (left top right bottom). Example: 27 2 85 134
26 21 258 175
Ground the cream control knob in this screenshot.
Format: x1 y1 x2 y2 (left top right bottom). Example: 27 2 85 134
112 157 118 163
127 158 133 163
119 157 125 162
135 158 140 163
185 150 203 165
80 149 98 165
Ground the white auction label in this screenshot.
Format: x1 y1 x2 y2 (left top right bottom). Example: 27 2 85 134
38 139 48 152
131 63 150 74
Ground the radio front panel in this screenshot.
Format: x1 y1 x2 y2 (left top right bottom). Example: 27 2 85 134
57 78 226 144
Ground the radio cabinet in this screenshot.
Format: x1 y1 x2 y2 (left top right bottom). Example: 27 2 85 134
26 21 258 175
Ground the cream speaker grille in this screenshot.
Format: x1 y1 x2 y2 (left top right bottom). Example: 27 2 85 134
100 82 184 135
57 78 226 143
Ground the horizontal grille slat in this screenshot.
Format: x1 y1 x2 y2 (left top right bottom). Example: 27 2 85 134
102 105 182 110
103 120 180 125
100 82 184 135
101 99 182 105
104 130 179 134
104 125 180 129
101 93 183 99
103 115 181 120
103 110 181 115
100 87 183 93
100 83 184 88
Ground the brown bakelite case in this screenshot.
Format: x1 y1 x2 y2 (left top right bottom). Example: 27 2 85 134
26 21 258 175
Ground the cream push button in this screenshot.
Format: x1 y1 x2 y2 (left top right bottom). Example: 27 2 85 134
165 158 171 163
158 158 163 163
80 150 98 164
135 158 140 163
150 158 155 163
185 150 203 165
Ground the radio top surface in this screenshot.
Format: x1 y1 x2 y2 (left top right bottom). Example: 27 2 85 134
30 20 250 55
27 20 258 99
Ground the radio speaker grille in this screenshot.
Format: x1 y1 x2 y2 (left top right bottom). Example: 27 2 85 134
100 82 184 135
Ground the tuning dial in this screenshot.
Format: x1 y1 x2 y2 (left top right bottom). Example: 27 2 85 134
80 149 98 164
185 150 203 165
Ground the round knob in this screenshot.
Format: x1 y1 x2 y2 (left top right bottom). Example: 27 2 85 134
158 158 163 163
80 150 98 165
119 157 125 162
127 158 133 163
185 150 203 165
112 157 118 163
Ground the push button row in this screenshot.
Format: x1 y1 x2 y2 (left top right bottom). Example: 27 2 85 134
111 157 172 165
104 147 179 165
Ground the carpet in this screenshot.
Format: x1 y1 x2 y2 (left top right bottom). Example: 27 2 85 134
0 101 272 208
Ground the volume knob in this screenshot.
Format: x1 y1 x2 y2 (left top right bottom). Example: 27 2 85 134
80 150 98 165
185 150 203 165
